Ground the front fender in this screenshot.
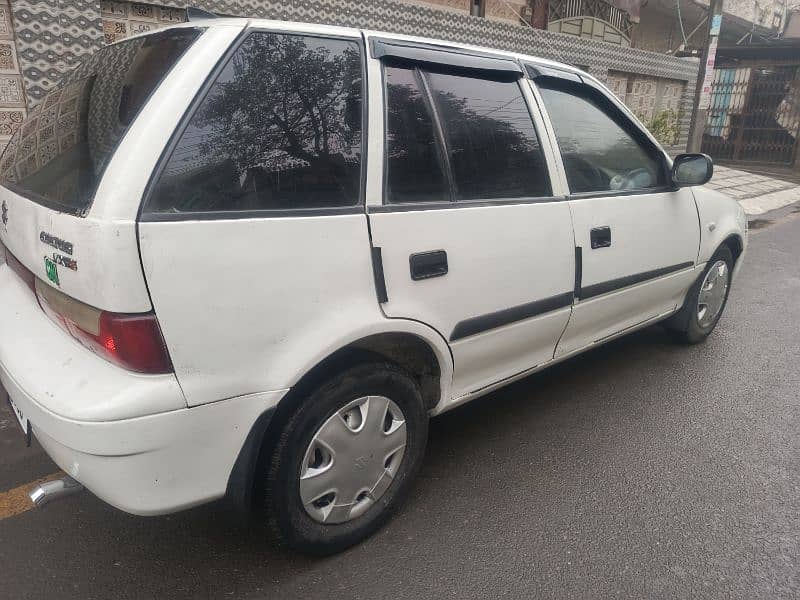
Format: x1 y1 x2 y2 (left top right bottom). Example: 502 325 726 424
692 186 748 279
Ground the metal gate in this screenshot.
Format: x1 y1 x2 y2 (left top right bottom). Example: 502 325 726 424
702 64 800 165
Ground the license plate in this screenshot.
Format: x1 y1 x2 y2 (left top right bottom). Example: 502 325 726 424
5 393 31 446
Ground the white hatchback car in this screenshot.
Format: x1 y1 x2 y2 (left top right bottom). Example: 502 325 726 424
0 17 747 554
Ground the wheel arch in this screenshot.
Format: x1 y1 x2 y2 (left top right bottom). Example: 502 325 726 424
721 233 744 266
225 321 453 514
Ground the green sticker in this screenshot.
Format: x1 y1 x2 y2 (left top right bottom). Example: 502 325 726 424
44 256 59 286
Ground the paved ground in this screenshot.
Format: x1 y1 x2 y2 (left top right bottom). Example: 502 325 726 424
706 165 800 215
1 203 799 599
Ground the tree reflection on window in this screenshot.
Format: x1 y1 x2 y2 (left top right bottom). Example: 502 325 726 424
151 33 364 213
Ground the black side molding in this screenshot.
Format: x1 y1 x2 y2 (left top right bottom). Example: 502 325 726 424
450 291 574 342
371 247 389 303
580 261 695 300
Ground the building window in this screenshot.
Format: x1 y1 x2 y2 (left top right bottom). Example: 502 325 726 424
470 0 486 17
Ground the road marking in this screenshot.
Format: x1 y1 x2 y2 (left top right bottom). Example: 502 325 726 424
0 472 64 521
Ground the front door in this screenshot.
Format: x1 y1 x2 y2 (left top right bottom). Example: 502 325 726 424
533 76 700 357
365 44 576 401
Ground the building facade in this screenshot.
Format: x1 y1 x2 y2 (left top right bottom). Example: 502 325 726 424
1 0 699 153
700 42 800 169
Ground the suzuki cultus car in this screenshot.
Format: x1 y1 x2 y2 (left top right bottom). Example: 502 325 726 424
0 16 747 554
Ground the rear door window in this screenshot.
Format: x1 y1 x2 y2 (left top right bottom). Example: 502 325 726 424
384 65 449 203
425 71 551 201
383 62 551 204
0 28 202 216
147 32 365 215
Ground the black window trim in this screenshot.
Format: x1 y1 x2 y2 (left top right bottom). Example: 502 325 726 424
139 27 369 222
371 37 523 77
376 52 555 213
525 63 581 83
369 195 567 213
527 66 674 200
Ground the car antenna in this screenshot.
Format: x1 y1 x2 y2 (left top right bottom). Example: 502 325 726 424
186 6 218 20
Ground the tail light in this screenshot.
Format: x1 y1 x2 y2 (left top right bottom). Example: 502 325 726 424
3 246 172 374
35 278 173 374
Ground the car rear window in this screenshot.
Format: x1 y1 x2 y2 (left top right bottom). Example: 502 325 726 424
0 27 202 217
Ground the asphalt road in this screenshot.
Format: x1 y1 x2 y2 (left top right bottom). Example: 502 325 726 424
1 205 799 600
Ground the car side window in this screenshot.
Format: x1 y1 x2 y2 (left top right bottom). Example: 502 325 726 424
537 82 666 195
425 70 551 201
384 63 551 204
385 66 449 203
148 32 364 214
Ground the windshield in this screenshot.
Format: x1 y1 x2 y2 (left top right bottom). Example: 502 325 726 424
0 27 202 217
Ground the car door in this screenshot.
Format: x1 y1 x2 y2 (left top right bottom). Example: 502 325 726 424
365 40 575 401
138 28 381 406
530 72 701 357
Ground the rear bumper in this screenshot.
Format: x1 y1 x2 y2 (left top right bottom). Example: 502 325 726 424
3 367 283 515
0 265 285 515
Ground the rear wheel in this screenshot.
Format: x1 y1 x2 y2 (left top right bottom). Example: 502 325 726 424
667 246 733 344
264 362 428 555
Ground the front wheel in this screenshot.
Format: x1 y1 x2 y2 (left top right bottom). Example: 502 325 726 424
667 246 733 344
264 362 428 555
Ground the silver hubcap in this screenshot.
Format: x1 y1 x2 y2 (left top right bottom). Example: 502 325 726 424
697 259 729 328
300 396 407 524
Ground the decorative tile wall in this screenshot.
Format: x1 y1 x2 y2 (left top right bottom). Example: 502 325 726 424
0 0 24 148
607 71 628 102
5 0 700 149
9 0 103 106
606 70 687 145
627 75 659 122
609 71 687 121
100 1 185 44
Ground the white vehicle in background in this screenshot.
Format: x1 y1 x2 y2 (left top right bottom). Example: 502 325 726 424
0 15 746 554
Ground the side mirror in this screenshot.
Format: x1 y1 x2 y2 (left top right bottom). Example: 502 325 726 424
671 153 714 187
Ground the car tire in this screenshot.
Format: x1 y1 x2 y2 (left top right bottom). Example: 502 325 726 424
264 361 428 555
666 245 734 345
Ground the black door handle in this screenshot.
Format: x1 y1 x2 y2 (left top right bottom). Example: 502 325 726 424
590 226 612 249
410 250 448 281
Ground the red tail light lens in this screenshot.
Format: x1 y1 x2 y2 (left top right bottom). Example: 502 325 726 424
35 279 173 374
70 312 174 374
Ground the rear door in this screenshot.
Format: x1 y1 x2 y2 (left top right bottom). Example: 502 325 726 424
365 40 575 401
531 74 701 357
137 27 381 406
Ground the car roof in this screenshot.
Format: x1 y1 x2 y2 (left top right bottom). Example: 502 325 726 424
178 16 590 83
125 16 666 151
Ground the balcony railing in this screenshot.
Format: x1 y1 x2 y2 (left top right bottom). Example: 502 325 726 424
549 0 635 39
